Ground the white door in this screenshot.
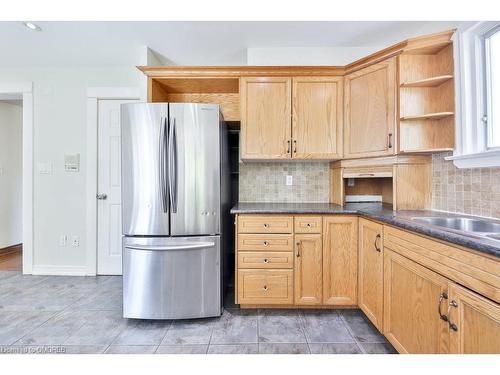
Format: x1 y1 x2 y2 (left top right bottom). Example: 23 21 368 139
97 99 138 275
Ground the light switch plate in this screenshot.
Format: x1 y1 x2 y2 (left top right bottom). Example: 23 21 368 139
38 162 53 174
286 175 293 186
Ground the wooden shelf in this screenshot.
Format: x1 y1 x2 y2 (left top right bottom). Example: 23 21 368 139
400 75 453 88
400 112 454 121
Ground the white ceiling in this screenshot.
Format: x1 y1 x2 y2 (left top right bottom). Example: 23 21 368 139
0 21 474 67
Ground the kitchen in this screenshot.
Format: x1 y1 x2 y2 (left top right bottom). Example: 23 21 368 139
0 8 499 371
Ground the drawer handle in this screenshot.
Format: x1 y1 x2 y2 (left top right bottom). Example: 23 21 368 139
263 241 269 246
263 258 269 263
263 223 269 228
263 285 268 291
296 241 301 257
447 300 459 332
438 292 449 322
374 234 382 252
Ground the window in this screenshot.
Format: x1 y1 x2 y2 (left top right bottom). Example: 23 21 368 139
446 22 500 168
484 26 500 149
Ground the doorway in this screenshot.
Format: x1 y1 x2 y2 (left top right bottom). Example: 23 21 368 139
96 99 139 275
0 97 23 272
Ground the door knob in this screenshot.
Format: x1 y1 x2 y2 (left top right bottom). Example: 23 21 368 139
96 193 107 200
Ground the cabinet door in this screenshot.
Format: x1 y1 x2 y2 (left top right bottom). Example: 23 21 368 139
448 284 500 353
292 77 343 159
384 249 450 353
344 58 396 159
358 219 384 330
322 216 358 305
240 77 292 159
294 234 323 305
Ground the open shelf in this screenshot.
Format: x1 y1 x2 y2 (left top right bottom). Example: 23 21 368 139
400 112 454 121
400 75 453 88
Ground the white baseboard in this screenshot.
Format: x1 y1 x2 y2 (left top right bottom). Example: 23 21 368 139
31 265 88 276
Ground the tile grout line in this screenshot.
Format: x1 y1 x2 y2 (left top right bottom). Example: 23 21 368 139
10 309 65 346
338 311 359 349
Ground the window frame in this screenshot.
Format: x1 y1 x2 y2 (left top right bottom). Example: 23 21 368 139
483 24 500 150
446 21 500 168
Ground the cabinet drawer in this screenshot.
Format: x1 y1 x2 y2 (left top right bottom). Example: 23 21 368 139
294 216 322 233
237 234 293 252
384 226 500 303
237 215 293 234
238 252 294 269
237 269 293 305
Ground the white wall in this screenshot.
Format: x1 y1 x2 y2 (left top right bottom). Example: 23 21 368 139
0 101 23 249
0 67 143 271
247 46 381 65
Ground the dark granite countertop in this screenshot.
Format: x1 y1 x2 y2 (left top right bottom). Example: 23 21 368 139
230 202 500 258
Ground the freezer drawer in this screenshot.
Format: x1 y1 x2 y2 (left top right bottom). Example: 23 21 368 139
123 236 221 320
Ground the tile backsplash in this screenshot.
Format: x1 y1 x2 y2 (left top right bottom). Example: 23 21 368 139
237 153 500 219
239 162 330 203
432 152 500 219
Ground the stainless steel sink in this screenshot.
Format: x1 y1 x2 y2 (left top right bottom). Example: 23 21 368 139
411 217 500 234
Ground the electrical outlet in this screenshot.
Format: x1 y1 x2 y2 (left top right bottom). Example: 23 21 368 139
71 236 80 247
59 235 68 247
347 178 355 187
286 175 293 186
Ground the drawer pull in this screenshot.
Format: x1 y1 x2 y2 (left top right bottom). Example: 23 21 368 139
447 300 459 332
296 241 301 257
263 223 269 228
263 258 269 263
438 292 449 322
306 223 311 228
374 234 382 252
263 241 269 246
263 285 268 291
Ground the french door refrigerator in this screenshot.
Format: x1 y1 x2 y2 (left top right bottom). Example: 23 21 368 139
120 103 229 320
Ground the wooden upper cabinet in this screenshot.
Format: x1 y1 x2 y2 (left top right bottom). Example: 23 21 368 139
358 219 384 331
292 77 343 159
294 234 323 305
240 77 292 159
448 284 500 354
344 57 396 159
384 249 450 354
322 216 358 306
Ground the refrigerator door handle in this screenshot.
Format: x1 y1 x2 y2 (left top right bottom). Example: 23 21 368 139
125 242 215 251
159 117 168 213
168 117 178 213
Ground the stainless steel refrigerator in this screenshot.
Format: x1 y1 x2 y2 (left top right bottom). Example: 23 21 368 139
120 103 230 320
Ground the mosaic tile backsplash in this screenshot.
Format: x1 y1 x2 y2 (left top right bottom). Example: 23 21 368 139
238 153 500 219
432 152 500 219
239 162 330 203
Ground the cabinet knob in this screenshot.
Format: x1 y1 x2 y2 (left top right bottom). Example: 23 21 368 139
263 285 268 291
263 223 269 228
306 223 311 228
263 258 269 263
263 241 269 246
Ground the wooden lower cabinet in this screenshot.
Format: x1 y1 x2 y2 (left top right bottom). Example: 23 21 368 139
294 233 323 305
322 216 358 305
358 218 384 330
238 269 293 305
383 249 451 353
448 284 500 353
